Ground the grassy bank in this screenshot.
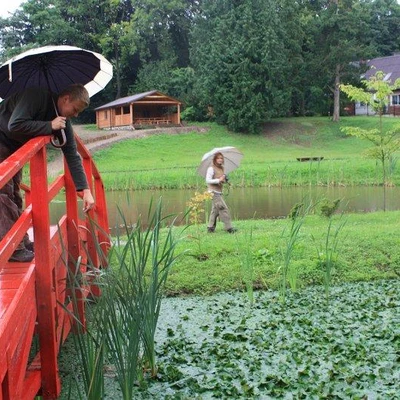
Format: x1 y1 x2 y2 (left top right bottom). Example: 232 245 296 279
90 116 400 190
109 209 400 297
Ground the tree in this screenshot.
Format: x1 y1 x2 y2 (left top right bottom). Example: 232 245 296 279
304 0 375 122
341 71 400 208
0 0 65 61
368 0 400 56
190 0 300 133
0 0 198 102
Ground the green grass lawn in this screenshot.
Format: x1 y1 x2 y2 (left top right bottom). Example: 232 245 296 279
91 116 400 190
161 210 400 296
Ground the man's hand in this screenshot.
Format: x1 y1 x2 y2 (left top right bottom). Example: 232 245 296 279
81 188 95 213
51 116 67 130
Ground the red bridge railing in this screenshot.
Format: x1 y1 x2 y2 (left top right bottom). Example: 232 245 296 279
0 134 110 399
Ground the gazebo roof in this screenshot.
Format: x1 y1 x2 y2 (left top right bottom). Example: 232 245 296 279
95 90 181 111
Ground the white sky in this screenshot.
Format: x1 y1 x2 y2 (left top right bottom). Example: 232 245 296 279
0 0 25 18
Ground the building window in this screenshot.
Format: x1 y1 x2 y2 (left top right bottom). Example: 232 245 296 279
391 94 400 106
123 106 130 114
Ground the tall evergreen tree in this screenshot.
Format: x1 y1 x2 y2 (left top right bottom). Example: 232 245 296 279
368 0 400 56
304 0 376 121
191 0 300 133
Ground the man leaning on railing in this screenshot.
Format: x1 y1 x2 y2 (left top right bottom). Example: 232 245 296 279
0 84 95 262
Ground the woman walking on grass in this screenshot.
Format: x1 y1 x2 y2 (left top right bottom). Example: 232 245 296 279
206 152 237 234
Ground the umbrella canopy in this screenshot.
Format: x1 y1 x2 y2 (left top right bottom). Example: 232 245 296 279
0 45 113 147
0 45 113 101
197 146 243 178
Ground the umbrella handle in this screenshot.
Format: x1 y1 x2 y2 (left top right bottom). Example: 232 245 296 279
51 129 67 148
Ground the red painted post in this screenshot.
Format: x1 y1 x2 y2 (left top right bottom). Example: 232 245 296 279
64 163 86 329
94 175 110 264
82 158 100 269
75 136 110 298
30 146 61 399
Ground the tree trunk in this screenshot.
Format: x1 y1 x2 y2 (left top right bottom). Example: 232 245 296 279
114 45 121 99
332 64 341 122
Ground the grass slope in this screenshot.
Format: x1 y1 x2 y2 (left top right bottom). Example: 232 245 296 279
91 116 400 190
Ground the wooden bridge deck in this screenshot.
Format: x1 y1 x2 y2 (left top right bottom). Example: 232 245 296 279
0 263 38 400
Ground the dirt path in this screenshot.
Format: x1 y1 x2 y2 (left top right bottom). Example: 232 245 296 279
48 124 208 177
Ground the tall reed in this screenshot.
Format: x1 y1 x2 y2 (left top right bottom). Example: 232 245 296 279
68 323 105 400
278 202 311 303
58 226 107 400
236 227 255 305
313 202 347 300
62 198 183 399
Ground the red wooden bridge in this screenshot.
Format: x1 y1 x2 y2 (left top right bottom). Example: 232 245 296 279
0 135 110 399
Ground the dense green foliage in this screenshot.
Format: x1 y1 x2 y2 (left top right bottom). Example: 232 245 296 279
190 0 297 133
1 0 400 129
149 280 400 398
60 280 400 398
303 0 375 121
58 188 400 398
60 208 400 398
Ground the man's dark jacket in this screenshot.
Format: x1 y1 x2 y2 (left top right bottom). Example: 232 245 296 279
0 87 88 191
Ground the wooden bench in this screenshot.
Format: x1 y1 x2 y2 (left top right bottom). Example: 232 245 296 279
135 118 172 125
296 157 324 162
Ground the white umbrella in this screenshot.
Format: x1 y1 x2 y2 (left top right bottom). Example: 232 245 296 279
197 146 243 178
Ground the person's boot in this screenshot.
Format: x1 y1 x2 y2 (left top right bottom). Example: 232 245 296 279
24 234 34 252
207 227 215 233
24 240 34 252
227 228 237 234
9 248 35 262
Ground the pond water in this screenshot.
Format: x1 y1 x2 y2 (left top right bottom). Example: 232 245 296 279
50 186 400 234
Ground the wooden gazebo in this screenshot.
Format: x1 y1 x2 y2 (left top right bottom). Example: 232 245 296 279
95 90 181 129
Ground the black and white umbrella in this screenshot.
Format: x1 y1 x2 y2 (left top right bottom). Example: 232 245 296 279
0 45 113 100
0 45 113 146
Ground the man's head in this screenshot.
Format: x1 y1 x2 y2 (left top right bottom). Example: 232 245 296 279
57 84 90 118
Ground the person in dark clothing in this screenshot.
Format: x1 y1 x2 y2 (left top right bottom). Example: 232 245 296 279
0 84 95 262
